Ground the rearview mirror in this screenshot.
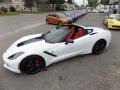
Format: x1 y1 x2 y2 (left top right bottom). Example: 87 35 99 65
65 39 74 45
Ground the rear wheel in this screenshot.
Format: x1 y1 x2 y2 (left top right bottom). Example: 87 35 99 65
58 22 63 26
20 55 45 74
46 19 49 24
92 40 106 55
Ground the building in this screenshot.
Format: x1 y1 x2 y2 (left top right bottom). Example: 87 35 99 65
109 0 120 13
0 0 12 11
0 0 50 12
11 0 27 12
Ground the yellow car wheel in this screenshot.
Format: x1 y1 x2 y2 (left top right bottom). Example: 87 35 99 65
107 23 112 30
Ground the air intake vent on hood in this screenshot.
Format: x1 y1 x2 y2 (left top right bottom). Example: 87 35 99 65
17 37 42 47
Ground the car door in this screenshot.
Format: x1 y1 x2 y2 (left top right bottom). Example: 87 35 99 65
47 30 94 63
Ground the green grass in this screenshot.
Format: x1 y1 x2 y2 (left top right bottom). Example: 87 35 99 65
0 13 19 16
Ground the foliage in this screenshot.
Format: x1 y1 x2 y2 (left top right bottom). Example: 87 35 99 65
67 0 73 4
0 0 4 3
88 0 98 8
49 0 65 4
0 7 8 13
56 4 65 11
48 0 65 11
24 0 34 12
9 6 16 12
100 0 109 5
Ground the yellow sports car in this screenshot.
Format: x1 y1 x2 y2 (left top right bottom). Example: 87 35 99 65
104 14 120 29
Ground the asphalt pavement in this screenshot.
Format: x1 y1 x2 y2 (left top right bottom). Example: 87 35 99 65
0 13 120 90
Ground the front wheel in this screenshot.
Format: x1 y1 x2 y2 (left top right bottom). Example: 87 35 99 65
92 40 106 55
20 55 45 74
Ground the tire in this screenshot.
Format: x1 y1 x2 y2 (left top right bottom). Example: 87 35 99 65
92 39 107 55
20 55 46 75
58 22 63 26
46 19 49 24
107 22 109 29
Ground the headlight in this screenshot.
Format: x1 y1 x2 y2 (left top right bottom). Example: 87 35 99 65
109 21 114 24
8 52 24 60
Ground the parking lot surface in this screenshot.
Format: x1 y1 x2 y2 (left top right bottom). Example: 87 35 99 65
0 13 120 90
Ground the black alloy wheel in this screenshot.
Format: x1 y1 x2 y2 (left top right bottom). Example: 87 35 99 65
92 40 106 55
20 55 45 74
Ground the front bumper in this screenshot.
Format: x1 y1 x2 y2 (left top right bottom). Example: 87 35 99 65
3 53 21 73
63 21 72 25
108 24 120 29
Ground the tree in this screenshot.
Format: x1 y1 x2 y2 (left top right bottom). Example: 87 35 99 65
100 0 109 5
0 0 4 3
24 0 34 12
88 0 98 8
48 0 65 11
9 6 16 12
67 0 73 4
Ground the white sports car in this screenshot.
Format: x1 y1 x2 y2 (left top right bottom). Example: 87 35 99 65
3 24 111 74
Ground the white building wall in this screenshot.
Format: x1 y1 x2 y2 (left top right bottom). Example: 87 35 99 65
12 0 28 12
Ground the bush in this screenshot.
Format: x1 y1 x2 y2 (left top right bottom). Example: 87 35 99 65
0 7 8 13
9 6 16 12
56 4 65 11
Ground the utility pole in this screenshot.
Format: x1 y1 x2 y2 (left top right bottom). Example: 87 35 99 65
83 0 85 6
118 0 120 14
72 0 76 15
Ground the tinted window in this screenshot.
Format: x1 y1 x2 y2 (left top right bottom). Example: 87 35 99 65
57 13 66 18
85 29 93 34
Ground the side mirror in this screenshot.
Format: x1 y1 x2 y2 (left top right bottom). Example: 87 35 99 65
104 16 108 19
65 39 74 45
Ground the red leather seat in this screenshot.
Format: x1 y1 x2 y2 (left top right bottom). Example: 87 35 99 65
73 28 84 39
66 27 75 41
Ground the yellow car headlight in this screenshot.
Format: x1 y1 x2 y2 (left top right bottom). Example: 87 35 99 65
109 21 114 24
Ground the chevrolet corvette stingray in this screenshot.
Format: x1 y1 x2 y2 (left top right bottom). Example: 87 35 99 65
3 24 111 74
104 14 120 29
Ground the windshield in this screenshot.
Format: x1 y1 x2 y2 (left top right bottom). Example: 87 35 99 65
43 28 69 43
109 14 120 20
57 13 67 18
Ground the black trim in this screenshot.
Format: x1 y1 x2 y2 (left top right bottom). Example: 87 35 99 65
44 51 57 57
17 37 42 47
90 32 97 35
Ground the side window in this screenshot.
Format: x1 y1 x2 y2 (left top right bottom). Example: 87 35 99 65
85 29 93 34
48 14 56 17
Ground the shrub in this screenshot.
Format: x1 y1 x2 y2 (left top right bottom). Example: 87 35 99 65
9 6 16 12
56 4 65 11
0 7 8 13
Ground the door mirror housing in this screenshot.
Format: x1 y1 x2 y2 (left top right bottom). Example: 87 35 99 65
65 39 74 45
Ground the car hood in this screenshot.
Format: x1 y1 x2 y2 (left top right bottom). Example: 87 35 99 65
108 19 120 24
5 34 58 55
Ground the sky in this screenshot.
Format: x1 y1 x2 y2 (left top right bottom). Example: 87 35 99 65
74 0 88 6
